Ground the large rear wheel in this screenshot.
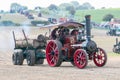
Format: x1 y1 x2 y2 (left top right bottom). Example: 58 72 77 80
74 49 88 69
93 48 107 67
46 40 63 67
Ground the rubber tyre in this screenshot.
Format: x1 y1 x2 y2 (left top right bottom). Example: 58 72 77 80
26 50 35 66
17 51 24 65
12 52 17 65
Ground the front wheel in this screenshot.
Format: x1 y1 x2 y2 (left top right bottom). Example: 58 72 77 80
93 48 107 67
74 49 88 69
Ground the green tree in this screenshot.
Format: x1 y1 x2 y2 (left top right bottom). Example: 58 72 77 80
70 1 79 9
103 14 114 21
78 2 95 10
10 3 21 13
34 6 41 10
40 8 50 15
10 3 28 13
59 3 71 10
48 4 58 10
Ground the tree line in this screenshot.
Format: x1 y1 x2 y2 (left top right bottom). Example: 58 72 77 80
2 1 114 22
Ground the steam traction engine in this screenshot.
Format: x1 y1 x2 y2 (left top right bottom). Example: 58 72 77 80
46 15 107 69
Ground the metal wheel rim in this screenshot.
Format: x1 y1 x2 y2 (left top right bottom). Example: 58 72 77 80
74 49 88 69
93 48 107 67
46 41 59 66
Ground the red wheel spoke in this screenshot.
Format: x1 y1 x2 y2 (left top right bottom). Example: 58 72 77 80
49 44 54 51
102 57 105 60
53 47 58 55
50 57 54 64
81 56 86 60
53 43 56 49
52 57 55 63
74 49 88 69
54 47 58 52
93 48 107 67
46 40 62 67
79 52 82 58
99 60 102 64
50 46 53 50
94 54 98 58
53 56 57 63
50 55 53 60
76 58 80 62
80 60 84 65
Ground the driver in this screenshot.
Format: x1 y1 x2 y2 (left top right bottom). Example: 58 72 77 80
51 28 58 39
59 27 69 45
62 27 69 35
71 28 79 35
71 28 85 42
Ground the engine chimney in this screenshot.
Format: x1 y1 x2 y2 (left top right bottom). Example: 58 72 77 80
85 15 91 41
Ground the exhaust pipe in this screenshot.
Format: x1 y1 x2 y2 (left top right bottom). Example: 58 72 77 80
85 15 97 52
85 15 91 41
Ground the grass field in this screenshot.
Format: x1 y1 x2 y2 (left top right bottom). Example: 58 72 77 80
0 13 29 24
0 13 47 25
108 53 120 57
75 8 120 23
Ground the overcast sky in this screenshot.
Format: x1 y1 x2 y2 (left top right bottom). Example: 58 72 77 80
0 0 120 11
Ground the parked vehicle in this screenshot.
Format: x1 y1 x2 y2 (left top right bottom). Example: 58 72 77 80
107 24 120 36
48 18 57 24
113 38 120 54
28 14 34 19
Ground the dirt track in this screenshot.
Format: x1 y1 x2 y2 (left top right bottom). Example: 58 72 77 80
0 27 120 80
